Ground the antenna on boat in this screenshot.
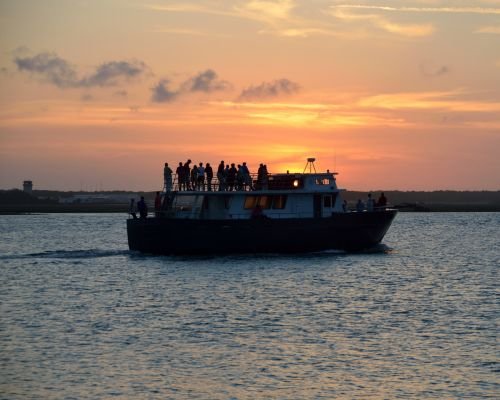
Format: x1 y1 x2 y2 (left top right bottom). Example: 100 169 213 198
303 157 317 173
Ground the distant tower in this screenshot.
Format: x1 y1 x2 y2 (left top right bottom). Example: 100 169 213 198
23 180 33 194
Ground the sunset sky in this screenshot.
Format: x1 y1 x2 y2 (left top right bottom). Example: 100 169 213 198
1 0 499 191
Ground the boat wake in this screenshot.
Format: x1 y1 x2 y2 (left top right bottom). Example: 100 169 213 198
0 249 129 260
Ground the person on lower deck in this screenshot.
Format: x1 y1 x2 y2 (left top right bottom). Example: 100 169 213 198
154 192 161 217
367 193 375 212
129 198 137 219
356 199 365 212
137 196 148 219
377 192 387 209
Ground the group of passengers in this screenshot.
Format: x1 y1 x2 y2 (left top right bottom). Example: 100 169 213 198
356 192 387 212
163 160 269 192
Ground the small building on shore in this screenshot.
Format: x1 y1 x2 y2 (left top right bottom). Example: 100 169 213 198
23 180 33 194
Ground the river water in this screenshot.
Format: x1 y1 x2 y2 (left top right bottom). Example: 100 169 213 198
0 212 498 399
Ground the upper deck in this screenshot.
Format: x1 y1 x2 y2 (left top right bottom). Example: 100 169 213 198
168 171 340 195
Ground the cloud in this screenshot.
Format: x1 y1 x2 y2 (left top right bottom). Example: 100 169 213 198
474 25 500 34
14 52 79 88
331 5 500 16
14 51 148 88
81 93 94 102
113 90 128 98
183 69 230 93
330 7 434 37
151 79 178 103
80 60 148 87
238 79 300 101
420 63 450 77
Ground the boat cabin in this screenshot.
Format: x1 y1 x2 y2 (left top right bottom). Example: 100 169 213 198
161 171 344 220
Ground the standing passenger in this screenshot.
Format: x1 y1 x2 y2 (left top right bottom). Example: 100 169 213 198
129 198 137 219
197 162 205 191
366 193 375 212
377 192 387 210
154 192 161 217
205 163 213 191
217 161 225 191
176 162 184 190
183 160 192 190
190 164 198 191
163 163 173 191
242 162 252 190
227 163 237 191
137 196 148 219
356 199 365 212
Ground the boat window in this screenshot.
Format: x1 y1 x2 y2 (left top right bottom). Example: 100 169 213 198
244 195 273 209
315 178 330 185
324 196 332 208
244 196 258 209
272 195 287 209
257 196 272 209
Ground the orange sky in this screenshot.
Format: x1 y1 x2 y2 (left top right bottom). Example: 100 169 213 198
1 0 499 191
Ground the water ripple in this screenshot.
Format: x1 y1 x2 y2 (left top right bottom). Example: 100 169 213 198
0 212 498 399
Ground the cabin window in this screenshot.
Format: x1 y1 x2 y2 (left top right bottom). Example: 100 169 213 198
244 196 258 209
244 195 274 209
324 196 332 208
272 195 287 209
315 178 330 185
257 196 272 209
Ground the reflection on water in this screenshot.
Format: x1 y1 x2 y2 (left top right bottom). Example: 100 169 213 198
0 213 498 399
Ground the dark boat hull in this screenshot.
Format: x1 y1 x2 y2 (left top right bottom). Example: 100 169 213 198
127 210 397 254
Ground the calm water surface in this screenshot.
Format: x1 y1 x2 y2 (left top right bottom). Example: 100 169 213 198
0 213 498 399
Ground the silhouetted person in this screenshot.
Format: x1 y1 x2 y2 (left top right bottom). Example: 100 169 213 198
205 163 213 191
227 163 237 191
356 199 365 212
129 198 137 219
217 161 225 191
197 162 205 191
137 196 148 219
242 162 252 190
190 164 198 191
154 192 161 217
377 192 387 209
183 160 192 190
366 193 375 212
176 162 185 190
164 163 173 191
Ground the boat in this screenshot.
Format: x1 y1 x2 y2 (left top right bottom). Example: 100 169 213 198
127 158 397 254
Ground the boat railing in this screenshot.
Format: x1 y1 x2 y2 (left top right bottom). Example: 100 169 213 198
163 172 307 193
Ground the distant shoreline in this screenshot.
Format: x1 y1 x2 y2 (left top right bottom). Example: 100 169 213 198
1 204 499 214
1 189 499 214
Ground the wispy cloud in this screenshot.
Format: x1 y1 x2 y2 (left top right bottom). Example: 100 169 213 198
238 79 300 101
358 90 500 113
330 7 434 37
145 1 342 38
331 5 500 16
474 25 500 34
14 52 148 88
